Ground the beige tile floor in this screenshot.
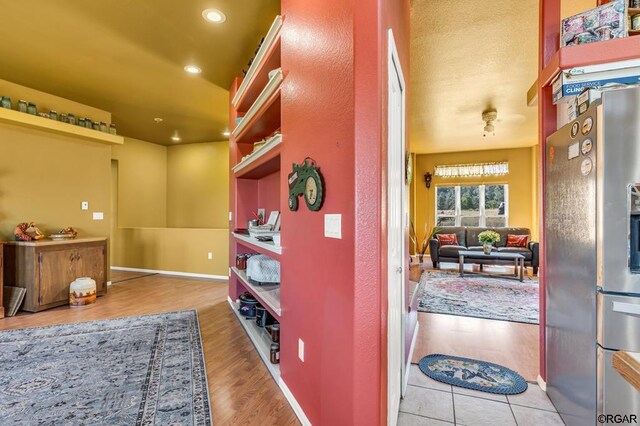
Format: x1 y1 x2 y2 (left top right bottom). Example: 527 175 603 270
399 365 565 426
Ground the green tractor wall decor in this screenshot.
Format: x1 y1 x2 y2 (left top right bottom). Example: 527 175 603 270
288 158 324 211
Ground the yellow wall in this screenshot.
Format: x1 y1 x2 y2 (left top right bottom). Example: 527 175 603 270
111 137 167 228
167 142 229 228
111 228 228 276
413 146 538 252
0 124 111 241
110 139 229 276
0 80 112 246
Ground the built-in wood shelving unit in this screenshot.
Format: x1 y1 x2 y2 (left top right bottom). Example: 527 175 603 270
0 107 124 145
233 134 282 179
232 70 282 145
232 16 283 112
232 232 282 256
231 267 281 317
228 15 284 384
228 298 281 380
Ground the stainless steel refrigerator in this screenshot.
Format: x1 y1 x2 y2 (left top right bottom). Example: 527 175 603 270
546 87 640 426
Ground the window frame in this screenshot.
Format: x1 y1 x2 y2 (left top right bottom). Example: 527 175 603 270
435 184 509 227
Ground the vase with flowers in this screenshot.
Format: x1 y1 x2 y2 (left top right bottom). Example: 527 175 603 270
478 230 500 255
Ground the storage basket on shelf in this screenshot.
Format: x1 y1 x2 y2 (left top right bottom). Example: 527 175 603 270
246 254 280 285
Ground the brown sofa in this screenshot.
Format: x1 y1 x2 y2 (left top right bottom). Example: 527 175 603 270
429 226 539 274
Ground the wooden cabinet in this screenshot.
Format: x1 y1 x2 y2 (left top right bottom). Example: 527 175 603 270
3 238 107 312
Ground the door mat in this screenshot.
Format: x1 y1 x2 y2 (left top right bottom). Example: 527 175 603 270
418 354 528 395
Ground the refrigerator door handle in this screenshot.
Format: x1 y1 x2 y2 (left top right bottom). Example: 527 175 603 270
612 301 640 316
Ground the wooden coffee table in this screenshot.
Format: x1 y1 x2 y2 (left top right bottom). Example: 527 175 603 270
458 250 525 282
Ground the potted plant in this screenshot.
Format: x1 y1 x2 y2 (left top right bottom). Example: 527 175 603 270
410 223 440 264
478 230 500 255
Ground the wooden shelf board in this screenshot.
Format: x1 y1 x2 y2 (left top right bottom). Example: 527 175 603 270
232 71 282 145
539 36 640 87
629 7 640 15
613 351 640 392
233 135 282 179
228 298 280 381
235 38 282 113
231 267 281 317
0 107 124 145
232 232 282 256
232 16 283 112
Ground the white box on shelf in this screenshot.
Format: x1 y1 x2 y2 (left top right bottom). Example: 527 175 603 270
553 59 640 104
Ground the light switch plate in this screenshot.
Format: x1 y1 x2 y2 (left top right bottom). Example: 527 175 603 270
229 211 233 221
81 201 89 210
93 212 104 220
207 252 213 260
324 214 342 239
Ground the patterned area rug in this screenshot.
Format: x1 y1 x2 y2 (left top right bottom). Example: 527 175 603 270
417 270 539 324
0 310 211 425
419 354 528 395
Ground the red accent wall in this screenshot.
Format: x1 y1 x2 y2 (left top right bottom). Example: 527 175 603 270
279 0 409 423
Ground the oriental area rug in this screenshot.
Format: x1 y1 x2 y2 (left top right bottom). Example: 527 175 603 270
417 270 539 324
0 310 211 425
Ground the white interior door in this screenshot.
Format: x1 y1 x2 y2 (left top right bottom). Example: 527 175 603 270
387 29 406 426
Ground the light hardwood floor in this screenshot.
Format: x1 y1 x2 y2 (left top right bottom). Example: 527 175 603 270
410 262 540 382
0 273 299 426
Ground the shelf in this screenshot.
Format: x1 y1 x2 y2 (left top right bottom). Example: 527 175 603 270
233 134 282 179
231 267 281 317
232 15 283 112
232 70 282 145
228 297 280 380
539 36 640 87
232 232 282 256
0 107 124 145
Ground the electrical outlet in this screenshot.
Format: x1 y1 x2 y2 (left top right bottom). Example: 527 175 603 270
298 338 305 362
81 201 89 210
92 212 104 220
207 252 213 260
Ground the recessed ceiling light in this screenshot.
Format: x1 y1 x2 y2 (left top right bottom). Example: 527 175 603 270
223 131 230 137
171 136 181 142
154 117 164 123
202 8 226 23
184 65 202 74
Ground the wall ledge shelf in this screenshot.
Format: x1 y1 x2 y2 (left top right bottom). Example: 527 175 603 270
233 134 282 179
232 15 283 112
539 37 640 87
231 267 281 317
233 232 282 256
232 70 282 145
228 297 281 380
0 107 124 145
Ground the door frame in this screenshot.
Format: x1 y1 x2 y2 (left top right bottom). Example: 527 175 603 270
387 28 407 426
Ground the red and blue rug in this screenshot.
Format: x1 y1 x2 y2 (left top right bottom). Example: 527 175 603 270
417 270 539 324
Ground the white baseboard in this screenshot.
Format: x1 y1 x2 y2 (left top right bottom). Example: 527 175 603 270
403 320 420 397
537 375 547 392
279 378 312 426
110 266 227 281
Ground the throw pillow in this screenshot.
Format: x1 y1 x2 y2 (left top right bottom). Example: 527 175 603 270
436 233 458 246
506 234 529 248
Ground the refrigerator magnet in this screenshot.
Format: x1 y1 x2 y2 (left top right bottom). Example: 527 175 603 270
582 117 593 135
571 122 580 138
568 141 580 160
581 158 593 176
581 138 593 155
